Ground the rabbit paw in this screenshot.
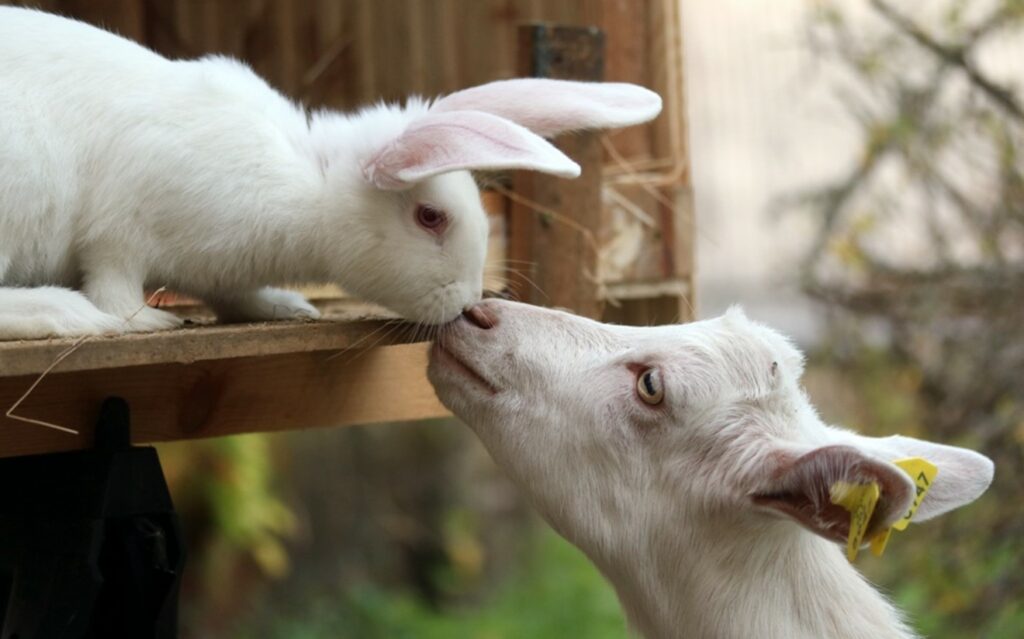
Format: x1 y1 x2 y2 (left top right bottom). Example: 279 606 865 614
121 306 186 334
0 287 126 340
213 288 321 323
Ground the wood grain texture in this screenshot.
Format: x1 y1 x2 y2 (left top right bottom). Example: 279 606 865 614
0 342 448 459
601 0 653 161
0 301 413 377
509 24 605 319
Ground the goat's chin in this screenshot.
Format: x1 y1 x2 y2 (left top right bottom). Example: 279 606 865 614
427 345 500 424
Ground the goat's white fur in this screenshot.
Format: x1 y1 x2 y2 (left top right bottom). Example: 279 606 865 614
429 301 994 639
0 8 661 339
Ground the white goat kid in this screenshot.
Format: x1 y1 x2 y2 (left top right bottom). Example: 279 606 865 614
428 300 994 639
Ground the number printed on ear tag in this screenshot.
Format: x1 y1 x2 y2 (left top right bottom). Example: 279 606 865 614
830 481 881 563
869 456 938 557
890 457 938 531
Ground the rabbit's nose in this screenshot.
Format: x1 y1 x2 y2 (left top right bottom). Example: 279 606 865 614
463 303 497 330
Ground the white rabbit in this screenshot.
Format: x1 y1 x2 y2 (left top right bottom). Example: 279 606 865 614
0 7 662 340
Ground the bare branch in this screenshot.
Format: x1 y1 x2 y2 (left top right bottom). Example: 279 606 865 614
871 0 1024 124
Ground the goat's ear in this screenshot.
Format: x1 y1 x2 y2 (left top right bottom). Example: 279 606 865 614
362 110 580 190
751 445 915 544
429 78 662 138
861 435 994 523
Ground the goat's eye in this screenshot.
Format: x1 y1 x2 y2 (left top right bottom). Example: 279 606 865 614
636 368 664 405
415 204 448 234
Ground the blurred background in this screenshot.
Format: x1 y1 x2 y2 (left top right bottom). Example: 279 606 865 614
5 0 1021 636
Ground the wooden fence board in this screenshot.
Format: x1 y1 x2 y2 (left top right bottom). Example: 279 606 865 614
0 342 447 459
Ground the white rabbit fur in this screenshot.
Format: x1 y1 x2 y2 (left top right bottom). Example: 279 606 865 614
0 8 662 340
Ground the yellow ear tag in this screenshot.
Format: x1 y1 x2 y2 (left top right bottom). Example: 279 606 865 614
890 457 938 530
829 480 880 562
869 457 938 557
869 528 892 556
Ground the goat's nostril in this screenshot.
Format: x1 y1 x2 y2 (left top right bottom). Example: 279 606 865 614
463 304 497 329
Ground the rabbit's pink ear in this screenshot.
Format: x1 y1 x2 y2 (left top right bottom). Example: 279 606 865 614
430 79 662 138
363 110 580 190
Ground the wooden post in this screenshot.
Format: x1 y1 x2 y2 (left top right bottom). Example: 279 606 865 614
49 0 145 39
508 24 605 319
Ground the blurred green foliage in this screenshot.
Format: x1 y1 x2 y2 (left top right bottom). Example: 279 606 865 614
806 351 1023 638
235 524 626 639
202 436 298 578
160 434 297 619
798 1 1024 635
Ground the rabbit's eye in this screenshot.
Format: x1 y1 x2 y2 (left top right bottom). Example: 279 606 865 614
415 204 448 235
636 368 664 405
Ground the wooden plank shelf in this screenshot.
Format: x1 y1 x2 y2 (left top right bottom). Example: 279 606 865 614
0 300 412 376
0 300 449 459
